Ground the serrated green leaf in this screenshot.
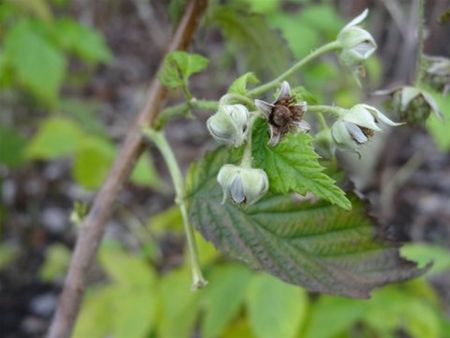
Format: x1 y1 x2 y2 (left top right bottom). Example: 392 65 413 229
187 147 426 298
158 51 208 89
4 20 66 104
246 274 308 338
228 72 259 96
201 264 253 338
252 119 351 210
26 117 83 159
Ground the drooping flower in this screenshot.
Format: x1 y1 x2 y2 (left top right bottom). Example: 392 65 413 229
254 81 309 146
423 55 450 95
217 164 269 206
376 86 442 123
207 104 249 146
337 9 377 84
331 104 402 151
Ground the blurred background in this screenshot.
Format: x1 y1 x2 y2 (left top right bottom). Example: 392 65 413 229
0 0 449 337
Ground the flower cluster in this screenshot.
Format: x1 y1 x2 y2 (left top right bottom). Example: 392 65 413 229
205 9 408 206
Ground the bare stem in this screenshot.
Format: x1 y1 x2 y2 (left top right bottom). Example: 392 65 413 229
308 104 346 117
248 41 341 97
142 128 207 289
46 1 209 338
415 0 425 85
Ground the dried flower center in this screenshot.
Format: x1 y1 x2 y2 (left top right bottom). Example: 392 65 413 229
269 96 305 131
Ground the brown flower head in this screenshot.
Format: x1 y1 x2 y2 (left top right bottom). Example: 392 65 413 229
255 81 309 146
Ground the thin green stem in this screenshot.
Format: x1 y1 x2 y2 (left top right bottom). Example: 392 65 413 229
219 93 255 108
155 99 219 129
240 114 258 168
316 112 329 130
415 0 425 85
142 128 207 289
248 41 341 97
308 104 346 117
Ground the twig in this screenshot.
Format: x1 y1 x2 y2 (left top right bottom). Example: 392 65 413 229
415 0 426 85
46 1 208 337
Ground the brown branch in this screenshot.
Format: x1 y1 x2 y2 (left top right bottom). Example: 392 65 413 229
46 1 209 337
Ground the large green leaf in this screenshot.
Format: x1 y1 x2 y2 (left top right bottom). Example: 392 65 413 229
187 147 427 298
246 274 308 338
252 119 351 210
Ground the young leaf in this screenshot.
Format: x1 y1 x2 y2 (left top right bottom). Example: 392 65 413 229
186 147 428 298
158 51 209 89
228 72 259 96
246 274 308 338
252 119 351 210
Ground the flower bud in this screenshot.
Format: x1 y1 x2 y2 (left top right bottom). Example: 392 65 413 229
217 164 269 206
207 104 249 146
377 86 442 123
314 129 336 159
337 9 377 84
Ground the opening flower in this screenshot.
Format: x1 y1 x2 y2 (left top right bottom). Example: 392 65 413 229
217 164 269 206
207 104 249 146
376 86 442 123
254 81 309 146
423 55 450 95
331 104 402 151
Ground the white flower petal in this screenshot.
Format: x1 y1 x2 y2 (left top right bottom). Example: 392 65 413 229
401 86 421 111
254 99 274 118
422 92 443 119
276 81 291 101
345 122 368 144
294 119 311 133
268 125 281 146
343 104 381 131
342 8 369 31
230 176 246 204
361 104 404 126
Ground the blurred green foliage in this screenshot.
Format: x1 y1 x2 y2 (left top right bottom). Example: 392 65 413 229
0 0 159 190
